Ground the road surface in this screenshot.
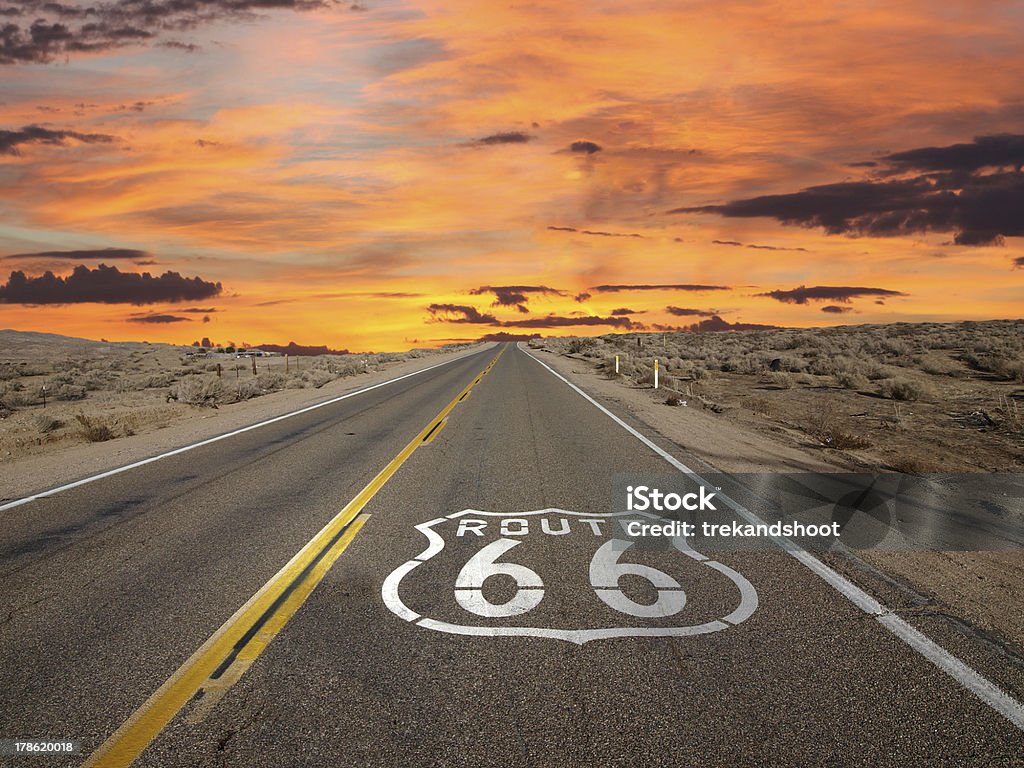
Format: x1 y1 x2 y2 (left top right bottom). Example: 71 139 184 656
1 343 1022 767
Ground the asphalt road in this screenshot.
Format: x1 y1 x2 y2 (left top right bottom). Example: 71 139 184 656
1 342 1023 767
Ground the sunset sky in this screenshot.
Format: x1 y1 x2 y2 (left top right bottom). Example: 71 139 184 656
1 0 1022 351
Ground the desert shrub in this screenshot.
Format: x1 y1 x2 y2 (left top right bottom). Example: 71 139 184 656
567 338 596 355
744 396 774 416
232 379 262 401
767 372 793 389
48 383 87 401
174 375 226 406
807 357 838 376
920 356 959 376
33 413 64 433
805 407 870 450
600 355 621 378
75 413 116 442
256 371 288 390
888 456 943 475
880 339 912 356
665 395 682 406
336 361 365 377
835 371 869 390
795 373 817 386
0 384 35 407
301 370 334 389
864 363 899 381
878 377 933 401
961 351 1024 381
636 367 656 386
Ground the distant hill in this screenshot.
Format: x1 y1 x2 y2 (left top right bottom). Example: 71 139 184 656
0 329 181 359
256 341 351 356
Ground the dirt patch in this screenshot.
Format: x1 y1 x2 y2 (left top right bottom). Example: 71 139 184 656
528 348 846 474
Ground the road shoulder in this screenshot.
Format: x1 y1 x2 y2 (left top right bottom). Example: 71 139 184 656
1 344 490 502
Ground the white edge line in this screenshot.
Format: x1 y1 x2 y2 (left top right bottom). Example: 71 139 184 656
1 346 491 514
519 343 1024 731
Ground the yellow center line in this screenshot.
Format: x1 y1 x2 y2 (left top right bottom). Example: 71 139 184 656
84 346 505 768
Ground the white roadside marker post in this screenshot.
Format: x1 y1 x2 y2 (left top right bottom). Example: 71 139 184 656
654 358 659 389
615 355 619 374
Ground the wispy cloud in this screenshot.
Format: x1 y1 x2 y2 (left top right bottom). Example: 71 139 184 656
757 285 907 305
4 247 146 261
591 284 729 293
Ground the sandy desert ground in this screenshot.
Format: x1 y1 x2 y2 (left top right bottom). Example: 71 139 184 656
532 320 1024 474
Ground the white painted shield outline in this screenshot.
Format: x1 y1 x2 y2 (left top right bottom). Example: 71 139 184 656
381 508 759 645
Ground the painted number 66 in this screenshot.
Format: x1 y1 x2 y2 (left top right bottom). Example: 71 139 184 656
454 538 686 619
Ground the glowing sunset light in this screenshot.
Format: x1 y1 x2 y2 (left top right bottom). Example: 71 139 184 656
1 0 1022 349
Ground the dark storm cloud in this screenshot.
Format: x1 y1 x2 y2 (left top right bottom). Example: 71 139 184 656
882 133 1024 173
672 134 1024 247
821 305 853 314
591 284 729 293
475 131 532 145
569 140 602 154
666 306 716 317
0 125 116 154
0 264 223 304
426 303 498 324
427 302 646 330
129 313 190 323
0 0 334 64
469 285 565 313
573 292 591 303
610 308 641 316
500 314 643 330
179 307 217 313
757 285 907 305
4 247 146 261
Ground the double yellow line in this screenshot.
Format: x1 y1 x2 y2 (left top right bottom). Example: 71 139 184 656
85 346 504 767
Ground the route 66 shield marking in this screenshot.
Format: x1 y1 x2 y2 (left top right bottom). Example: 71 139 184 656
381 508 758 645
